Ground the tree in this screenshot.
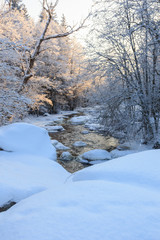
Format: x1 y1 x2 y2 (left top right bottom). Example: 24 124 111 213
5 0 22 9
34 14 89 112
87 0 160 143
4 0 28 16
19 0 88 92
0 8 35 124
0 0 90 124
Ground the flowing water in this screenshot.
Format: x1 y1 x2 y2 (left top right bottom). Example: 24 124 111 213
49 112 118 173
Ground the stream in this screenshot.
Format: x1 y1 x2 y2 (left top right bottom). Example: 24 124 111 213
47 111 118 173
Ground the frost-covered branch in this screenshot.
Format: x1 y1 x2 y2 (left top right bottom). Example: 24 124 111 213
19 0 88 92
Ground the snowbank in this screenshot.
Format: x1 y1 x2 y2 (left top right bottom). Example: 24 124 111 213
72 150 160 187
0 152 68 206
0 122 67 207
0 121 160 240
0 123 56 160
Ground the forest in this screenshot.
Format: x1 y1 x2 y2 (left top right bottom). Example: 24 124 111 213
0 0 160 145
0 1 160 240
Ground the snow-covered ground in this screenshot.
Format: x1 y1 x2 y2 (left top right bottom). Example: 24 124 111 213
0 122 160 240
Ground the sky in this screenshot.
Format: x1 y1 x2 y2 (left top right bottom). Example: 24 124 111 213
23 0 93 24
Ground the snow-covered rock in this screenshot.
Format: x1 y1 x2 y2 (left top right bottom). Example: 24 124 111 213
81 149 111 162
76 156 89 164
70 116 88 125
51 139 59 146
0 123 56 160
81 130 89 134
60 111 79 116
52 117 65 124
85 123 104 131
45 125 64 132
71 150 160 185
55 143 70 150
111 149 136 159
117 143 132 150
60 152 73 161
51 140 70 150
43 113 50 117
89 160 106 165
73 141 87 147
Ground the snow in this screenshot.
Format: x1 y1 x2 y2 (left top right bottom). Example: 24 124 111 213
60 110 79 116
89 160 106 165
1 150 160 240
70 116 88 125
0 121 160 240
51 139 59 146
76 156 89 163
45 125 65 132
23 113 66 128
71 150 160 185
0 123 56 160
0 152 68 207
117 142 132 150
55 143 70 150
60 151 73 161
0 122 67 207
51 140 70 150
81 149 111 161
81 130 89 134
111 149 136 159
76 149 111 164
85 123 104 131
73 141 87 147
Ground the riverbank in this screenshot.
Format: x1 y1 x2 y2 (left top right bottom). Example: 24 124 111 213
22 107 151 172
22 108 118 172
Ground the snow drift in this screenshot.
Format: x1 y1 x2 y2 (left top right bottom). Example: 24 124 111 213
0 122 160 240
0 122 56 160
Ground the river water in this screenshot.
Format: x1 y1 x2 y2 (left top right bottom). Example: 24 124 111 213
48 112 118 172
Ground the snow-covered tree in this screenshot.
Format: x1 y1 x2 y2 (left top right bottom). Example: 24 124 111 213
87 0 160 143
19 0 88 92
0 0 90 124
31 8 89 112
0 8 36 124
